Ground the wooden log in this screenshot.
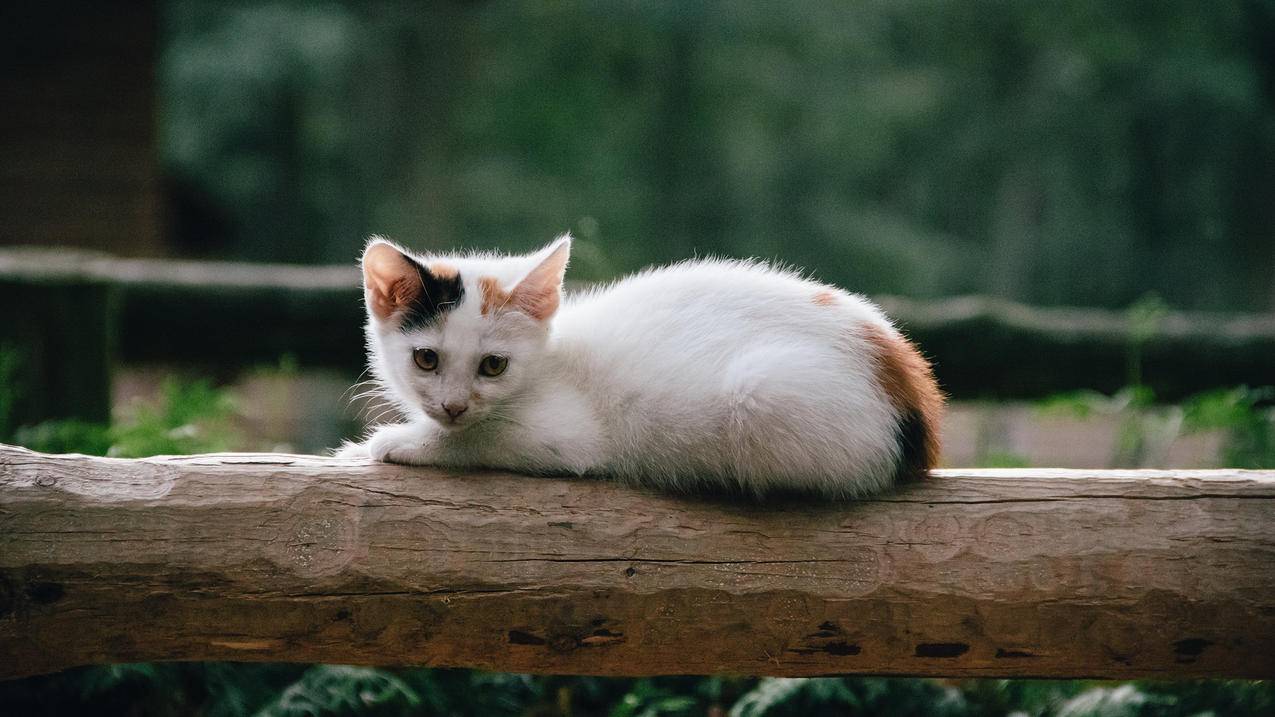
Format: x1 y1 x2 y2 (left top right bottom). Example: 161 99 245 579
1 444 1273 680
3 249 1274 404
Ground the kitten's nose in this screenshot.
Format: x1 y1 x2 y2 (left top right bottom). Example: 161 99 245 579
442 401 468 420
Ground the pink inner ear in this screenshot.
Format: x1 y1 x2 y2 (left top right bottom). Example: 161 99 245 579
511 283 560 321
363 243 422 320
506 240 569 321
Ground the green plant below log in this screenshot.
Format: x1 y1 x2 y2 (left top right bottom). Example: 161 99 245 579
10 378 236 458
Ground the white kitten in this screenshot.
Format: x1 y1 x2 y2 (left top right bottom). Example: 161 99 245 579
337 235 943 498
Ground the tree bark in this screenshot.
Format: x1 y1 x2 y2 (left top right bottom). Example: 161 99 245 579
2 445 1273 680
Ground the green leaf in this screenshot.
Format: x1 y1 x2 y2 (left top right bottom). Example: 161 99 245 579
254 666 420 717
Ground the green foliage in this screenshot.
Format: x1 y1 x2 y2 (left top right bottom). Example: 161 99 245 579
612 694 699 717
11 377 236 458
1182 386 1275 468
960 679 1090 716
1137 679 1275 717
0 663 309 717
3 667 1271 717
608 677 712 717
1055 684 1164 717
162 1 1275 311
1037 389 1118 420
730 678 816 717
1032 293 1275 469
1036 386 1185 467
111 377 236 457
255 666 420 717
1037 384 1275 469
1039 681 1275 717
728 677 970 717
8 419 114 456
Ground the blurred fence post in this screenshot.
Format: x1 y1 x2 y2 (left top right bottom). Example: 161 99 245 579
0 263 116 436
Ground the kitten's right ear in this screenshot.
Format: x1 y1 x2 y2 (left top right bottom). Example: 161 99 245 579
362 239 422 322
507 235 571 322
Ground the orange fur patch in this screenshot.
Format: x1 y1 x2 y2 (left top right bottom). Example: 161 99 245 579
428 261 458 279
478 276 511 316
862 322 944 480
812 289 840 306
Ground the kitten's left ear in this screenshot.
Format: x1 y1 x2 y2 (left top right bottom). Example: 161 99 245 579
509 235 571 322
362 239 423 322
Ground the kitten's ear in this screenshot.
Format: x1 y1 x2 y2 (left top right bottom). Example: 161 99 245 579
361 239 422 322
509 235 571 322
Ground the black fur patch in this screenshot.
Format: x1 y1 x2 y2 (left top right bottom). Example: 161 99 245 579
895 407 929 482
400 259 465 330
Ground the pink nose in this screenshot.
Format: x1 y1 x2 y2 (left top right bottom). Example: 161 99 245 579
442 402 468 420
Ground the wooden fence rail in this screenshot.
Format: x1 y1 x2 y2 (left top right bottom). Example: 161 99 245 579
2 444 1273 680
3 248 1275 429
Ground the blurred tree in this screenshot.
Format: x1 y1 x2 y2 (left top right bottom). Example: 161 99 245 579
159 0 1275 310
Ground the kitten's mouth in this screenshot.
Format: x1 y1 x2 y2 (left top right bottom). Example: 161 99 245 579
428 411 471 429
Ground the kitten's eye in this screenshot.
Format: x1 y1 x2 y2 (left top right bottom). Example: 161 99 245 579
413 348 439 372
478 354 508 377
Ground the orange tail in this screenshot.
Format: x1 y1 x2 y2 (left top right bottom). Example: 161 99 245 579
862 323 945 481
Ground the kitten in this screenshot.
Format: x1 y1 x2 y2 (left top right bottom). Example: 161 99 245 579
337 235 943 497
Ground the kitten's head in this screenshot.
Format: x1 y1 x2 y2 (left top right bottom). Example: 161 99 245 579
361 235 570 429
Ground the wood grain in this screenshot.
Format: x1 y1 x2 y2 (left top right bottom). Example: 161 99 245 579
2 444 1273 680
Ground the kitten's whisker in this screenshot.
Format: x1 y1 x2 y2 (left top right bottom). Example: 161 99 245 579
356 394 391 418
347 390 385 410
340 368 376 403
350 387 389 403
362 405 394 424
366 405 400 426
355 402 385 423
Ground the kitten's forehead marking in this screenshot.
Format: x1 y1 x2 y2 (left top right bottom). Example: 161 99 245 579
428 261 458 279
478 276 512 316
399 263 465 331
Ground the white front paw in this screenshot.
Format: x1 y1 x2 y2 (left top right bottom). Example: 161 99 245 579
366 422 434 465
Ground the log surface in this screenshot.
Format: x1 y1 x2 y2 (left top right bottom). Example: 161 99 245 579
1 444 1274 680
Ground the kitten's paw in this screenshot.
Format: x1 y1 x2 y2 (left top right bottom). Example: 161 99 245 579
366 422 435 465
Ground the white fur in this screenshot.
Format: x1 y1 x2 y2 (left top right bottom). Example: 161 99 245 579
340 236 907 498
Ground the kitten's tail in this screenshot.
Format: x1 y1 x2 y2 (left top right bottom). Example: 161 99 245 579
862 322 945 481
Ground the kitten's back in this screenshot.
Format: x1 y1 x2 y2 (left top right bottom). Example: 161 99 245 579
552 258 942 494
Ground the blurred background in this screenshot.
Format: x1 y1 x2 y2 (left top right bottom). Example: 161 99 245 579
6 0 1275 308
2 1 1274 715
